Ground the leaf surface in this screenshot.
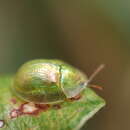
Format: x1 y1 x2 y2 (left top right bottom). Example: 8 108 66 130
0 76 105 130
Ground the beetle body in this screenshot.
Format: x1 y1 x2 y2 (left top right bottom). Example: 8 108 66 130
12 59 88 104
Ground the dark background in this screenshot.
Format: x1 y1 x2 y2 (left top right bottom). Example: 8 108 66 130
0 1 130 130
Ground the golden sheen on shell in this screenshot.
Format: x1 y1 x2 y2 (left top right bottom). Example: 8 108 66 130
12 59 88 104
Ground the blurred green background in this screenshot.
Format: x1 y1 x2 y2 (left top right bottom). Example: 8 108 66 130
0 0 130 130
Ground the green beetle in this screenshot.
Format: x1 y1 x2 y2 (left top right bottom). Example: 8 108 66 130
12 59 104 104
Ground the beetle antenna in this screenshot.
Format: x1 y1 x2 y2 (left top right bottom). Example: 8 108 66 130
87 64 105 84
89 84 103 90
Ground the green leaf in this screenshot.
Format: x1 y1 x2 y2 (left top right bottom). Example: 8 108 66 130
0 76 105 130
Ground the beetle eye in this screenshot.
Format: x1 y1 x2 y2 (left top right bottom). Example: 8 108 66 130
80 82 87 86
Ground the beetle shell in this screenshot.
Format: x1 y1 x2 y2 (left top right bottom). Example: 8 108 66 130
12 59 88 104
